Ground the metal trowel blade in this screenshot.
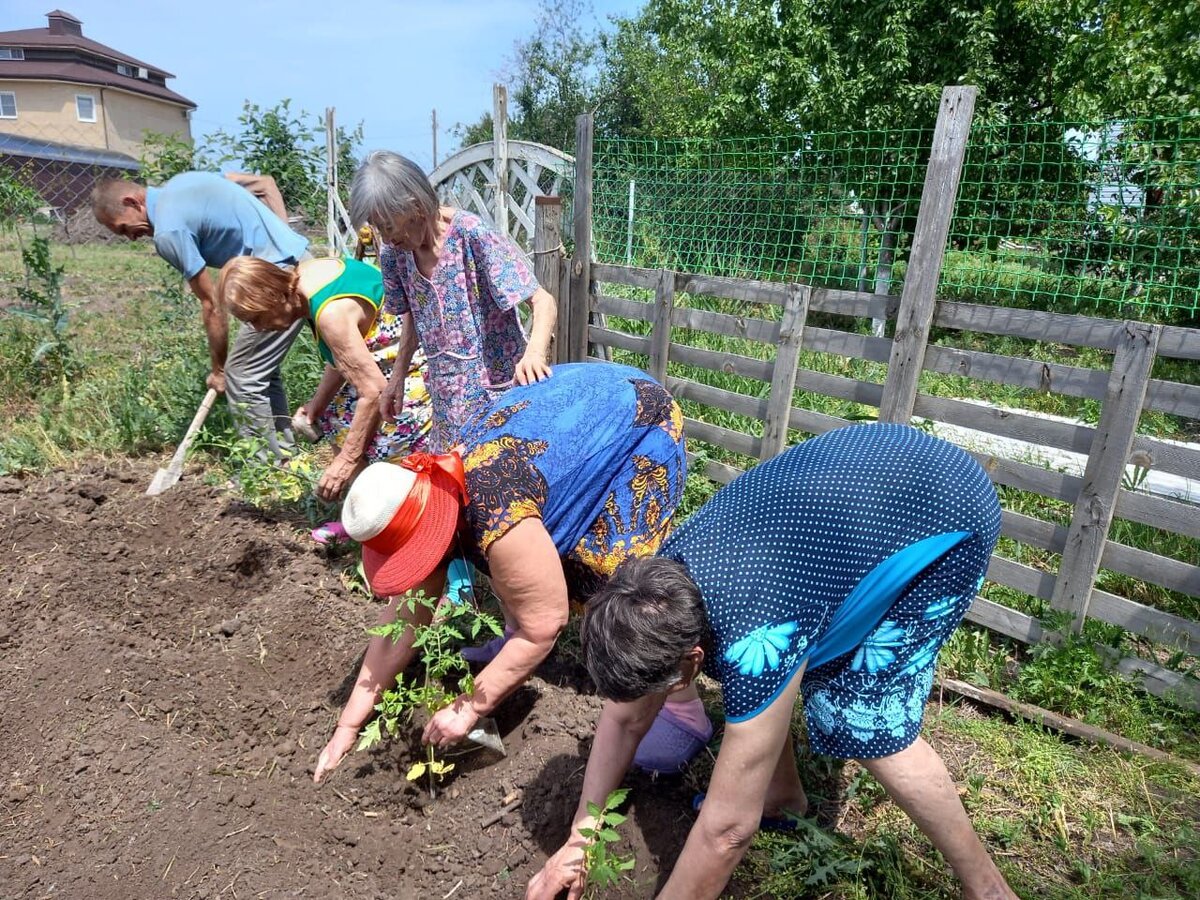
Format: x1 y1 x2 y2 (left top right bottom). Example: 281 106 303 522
467 716 506 755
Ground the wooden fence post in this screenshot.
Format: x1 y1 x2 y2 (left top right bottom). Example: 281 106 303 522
569 113 594 363
492 84 510 239
1051 321 1162 633
534 196 565 364
878 86 977 423
648 268 676 382
760 283 811 459
324 107 337 255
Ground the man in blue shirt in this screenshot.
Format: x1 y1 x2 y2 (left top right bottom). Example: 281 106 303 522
92 172 311 459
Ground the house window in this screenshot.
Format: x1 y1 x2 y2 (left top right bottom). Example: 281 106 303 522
76 94 96 122
117 63 133 76
0 48 25 60
0 92 16 119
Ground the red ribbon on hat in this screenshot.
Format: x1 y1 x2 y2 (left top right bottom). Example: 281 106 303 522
362 451 467 555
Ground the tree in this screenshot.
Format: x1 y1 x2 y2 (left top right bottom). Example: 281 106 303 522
457 0 604 151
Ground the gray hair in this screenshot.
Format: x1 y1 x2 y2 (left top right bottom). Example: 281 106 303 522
349 150 439 228
91 177 142 221
581 557 709 702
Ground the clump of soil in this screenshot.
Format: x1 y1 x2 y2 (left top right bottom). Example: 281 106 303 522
0 462 695 899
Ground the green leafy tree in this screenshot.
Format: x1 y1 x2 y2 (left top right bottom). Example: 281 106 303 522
138 130 212 184
208 99 363 223
457 0 604 151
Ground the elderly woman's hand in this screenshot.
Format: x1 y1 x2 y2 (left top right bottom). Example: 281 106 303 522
313 723 359 784
317 453 361 501
377 375 406 422
422 694 480 749
514 348 552 385
526 839 587 900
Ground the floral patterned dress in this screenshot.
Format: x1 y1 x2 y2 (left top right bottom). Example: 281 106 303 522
455 362 687 601
379 210 539 452
662 423 1000 761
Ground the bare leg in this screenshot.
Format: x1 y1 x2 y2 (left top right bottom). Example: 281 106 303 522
763 730 808 818
861 738 1018 900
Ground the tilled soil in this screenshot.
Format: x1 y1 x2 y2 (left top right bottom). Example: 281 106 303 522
0 461 695 899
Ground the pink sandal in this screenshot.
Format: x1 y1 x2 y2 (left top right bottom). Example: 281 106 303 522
311 521 348 545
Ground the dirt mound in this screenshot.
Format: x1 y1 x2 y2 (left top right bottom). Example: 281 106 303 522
0 462 697 898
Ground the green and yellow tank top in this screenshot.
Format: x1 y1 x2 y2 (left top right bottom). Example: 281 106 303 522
307 258 385 365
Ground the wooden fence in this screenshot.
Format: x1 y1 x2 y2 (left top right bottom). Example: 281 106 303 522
532 86 1200 709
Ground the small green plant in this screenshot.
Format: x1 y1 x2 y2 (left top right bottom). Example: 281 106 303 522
5 236 77 392
579 787 637 896
357 590 502 798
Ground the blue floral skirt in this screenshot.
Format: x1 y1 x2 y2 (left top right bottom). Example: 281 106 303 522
798 532 993 760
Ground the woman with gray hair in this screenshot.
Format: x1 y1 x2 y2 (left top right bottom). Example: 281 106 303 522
350 151 556 455
529 423 1018 900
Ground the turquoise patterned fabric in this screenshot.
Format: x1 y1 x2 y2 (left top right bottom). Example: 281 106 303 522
661 422 1000 760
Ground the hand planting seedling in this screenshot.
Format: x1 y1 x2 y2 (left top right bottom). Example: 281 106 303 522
355 588 502 798
578 788 637 897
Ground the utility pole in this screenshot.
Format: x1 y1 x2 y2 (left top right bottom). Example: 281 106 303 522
431 109 438 167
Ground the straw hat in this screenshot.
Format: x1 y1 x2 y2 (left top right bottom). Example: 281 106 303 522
341 452 468 596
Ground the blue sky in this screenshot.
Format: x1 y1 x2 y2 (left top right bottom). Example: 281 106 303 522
0 0 641 169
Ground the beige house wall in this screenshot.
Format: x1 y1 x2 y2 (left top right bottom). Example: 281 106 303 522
0 79 191 157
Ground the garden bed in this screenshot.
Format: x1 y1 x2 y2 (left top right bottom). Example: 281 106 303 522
0 461 694 899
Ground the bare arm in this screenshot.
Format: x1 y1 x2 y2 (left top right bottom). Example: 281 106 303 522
224 171 289 222
315 298 387 499
304 364 347 421
656 665 805 899
514 287 556 384
188 269 227 392
422 517 568 747
526 693 666 900
379 311 419 422
313 566 448 783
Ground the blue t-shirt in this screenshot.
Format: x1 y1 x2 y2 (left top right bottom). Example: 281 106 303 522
457 362 686 587
146 172 309 279
661 423 1000 722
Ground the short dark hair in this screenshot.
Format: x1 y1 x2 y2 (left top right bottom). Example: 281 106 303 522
582 556 708 702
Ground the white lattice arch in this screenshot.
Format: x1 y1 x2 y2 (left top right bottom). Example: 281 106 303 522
430 140 574 250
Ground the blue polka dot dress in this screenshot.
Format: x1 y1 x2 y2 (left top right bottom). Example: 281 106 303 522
660 423 1000 760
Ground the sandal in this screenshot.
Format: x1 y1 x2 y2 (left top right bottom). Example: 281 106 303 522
311 521 349 545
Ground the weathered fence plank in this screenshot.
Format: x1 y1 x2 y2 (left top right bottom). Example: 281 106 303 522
533 197 564 364
569 113 594 362
914 394 1096 454
965 597 1044 644
1115 490 1200 540
987 555 1057 601
760 285 811 459
594 293 654 322
677 272 791 305
879 86 978 422
492 85 509 239
588 326 649 356
684 452 744 486
1051 323 1162 632
672 306 780 345
649 269 676 383
666 343 774 382
665 377 769 421
593 262 661 290
685 417 761 458
1088 591 1200 655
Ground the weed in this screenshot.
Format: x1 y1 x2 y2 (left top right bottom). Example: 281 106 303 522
4 236 77 392
579 787 637 897
356 590 502 798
